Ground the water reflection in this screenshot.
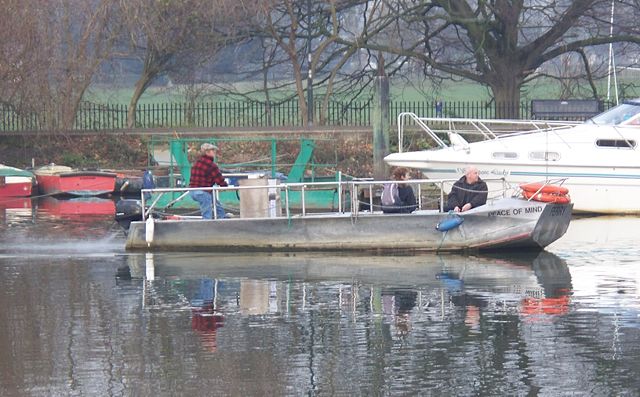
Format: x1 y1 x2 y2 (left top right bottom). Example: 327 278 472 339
2 211 640 394
38 196 116 218
130 250 573 348
0 196 120 244
191 279 225 353
0 197 34 225
0 195 117 222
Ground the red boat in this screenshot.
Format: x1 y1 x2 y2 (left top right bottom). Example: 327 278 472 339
34 164 116 197
0 164 35 197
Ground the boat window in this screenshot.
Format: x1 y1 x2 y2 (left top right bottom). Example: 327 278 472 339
529 151 560 161
492 152 518 159
596 139 636 148
587 102 640 125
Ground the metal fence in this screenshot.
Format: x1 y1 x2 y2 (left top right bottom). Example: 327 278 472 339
0 99 613 132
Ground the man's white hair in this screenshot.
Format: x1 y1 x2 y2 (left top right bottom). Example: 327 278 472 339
464 166 478 175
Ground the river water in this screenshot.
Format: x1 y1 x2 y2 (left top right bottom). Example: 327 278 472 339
1 197 639 396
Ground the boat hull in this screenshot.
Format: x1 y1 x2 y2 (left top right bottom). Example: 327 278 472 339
0 164 35 197
125 197 572 252
36 171 116 197
386 158 640 214
0 176 33 197
386 103 640 214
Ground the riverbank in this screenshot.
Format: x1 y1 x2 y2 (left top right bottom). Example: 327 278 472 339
1 130 377 177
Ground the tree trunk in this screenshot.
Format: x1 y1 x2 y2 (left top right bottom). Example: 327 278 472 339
262 65 272 126
490 74 523 119
292 65 308 127
127 72 154 128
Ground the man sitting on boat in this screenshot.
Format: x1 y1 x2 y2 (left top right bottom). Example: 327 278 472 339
444 166 488 212
381 167 417 214
189 143 228 219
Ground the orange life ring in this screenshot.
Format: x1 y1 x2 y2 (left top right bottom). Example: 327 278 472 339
522 190 571 204
520 182 569 195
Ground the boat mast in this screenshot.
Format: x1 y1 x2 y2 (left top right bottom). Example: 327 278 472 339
606 0 619 105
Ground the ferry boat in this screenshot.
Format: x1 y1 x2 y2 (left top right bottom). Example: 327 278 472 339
118 178 572 252
384 99 640 214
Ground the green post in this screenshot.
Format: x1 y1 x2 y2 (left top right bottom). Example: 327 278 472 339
286 138 315 183
170 139 192 186
372 62 390 180
271 139 277 178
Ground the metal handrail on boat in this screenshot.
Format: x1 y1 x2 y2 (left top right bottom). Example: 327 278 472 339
396 112 580 153
139 177 510 220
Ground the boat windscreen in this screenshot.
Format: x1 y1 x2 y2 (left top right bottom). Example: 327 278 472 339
586 101 640 126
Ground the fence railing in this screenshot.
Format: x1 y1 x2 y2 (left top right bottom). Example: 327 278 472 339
0 99 614 132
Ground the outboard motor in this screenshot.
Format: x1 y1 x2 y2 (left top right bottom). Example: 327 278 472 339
115 199 143 231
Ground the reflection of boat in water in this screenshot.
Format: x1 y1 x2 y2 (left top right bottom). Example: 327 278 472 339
552 214 640 248
0 197 33 210
385 99 640 214
549 215 640 323
38 196 116 218
127 250 572 318
0 197 34 223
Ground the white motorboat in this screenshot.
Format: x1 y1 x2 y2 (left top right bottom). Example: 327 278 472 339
384 99 640 214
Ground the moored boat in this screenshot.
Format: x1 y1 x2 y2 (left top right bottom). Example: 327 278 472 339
34 164 116 197
0 164 35 197
121 179 573 252
384 99 640 214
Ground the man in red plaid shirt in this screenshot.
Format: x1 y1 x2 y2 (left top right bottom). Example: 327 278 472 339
189 143 228 219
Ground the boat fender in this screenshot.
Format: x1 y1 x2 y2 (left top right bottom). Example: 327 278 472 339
145 216 155 246
436 213 464 232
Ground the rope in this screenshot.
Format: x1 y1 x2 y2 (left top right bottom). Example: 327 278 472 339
446 179 518 201
436 230 448 251
447 182 504 195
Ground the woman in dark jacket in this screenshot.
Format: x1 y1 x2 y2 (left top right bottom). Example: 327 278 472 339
382 167 417 213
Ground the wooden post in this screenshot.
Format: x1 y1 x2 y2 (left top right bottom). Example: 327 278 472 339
372 55 390 180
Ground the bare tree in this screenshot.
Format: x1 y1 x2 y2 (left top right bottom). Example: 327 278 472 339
251 0 381 126
0 0 120 130
50 0 121 129
257 0 313 125
120 0 255 128
335 0 640 117
0 0 44 108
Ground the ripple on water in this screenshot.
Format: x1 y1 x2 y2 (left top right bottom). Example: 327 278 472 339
1 215 640 395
